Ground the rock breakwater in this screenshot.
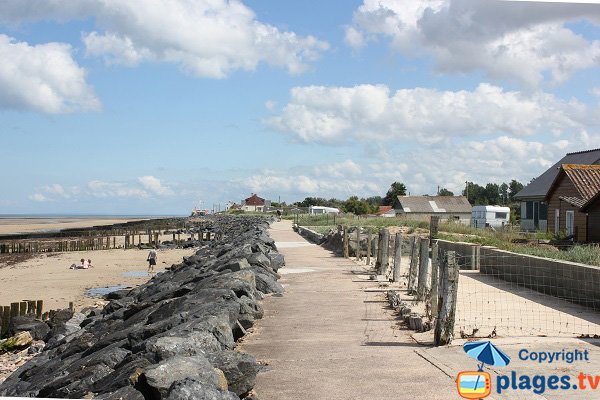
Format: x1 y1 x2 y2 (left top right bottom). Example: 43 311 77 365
0 216 283 399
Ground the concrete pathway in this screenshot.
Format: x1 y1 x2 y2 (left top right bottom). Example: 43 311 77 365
239 221 457 399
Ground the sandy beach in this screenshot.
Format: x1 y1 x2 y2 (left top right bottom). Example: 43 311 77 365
0 217 152 235
0 218 195 312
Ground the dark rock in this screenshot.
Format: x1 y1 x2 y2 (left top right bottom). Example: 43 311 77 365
95 385 145 400
106 289 132 300
145 331 221 361
167 378 239 400
0 216 284 400
253 271 284 294
9 315 50 340
208 350 260 397
142 355 219 398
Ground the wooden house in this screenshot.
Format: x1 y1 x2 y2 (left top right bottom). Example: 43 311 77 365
545 164 600 242
514 148 600 231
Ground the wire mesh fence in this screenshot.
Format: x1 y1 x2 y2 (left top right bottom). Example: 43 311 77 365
454 252 600 339
334 224 600 342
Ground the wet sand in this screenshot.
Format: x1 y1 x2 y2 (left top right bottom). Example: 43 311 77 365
0 217 194 312
0 217 150 235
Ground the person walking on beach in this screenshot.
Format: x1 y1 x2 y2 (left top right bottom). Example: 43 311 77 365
147 248 157 273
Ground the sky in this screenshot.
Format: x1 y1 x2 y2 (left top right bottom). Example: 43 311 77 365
1 0 600 215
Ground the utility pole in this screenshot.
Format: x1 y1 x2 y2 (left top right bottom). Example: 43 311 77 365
465 181 469 201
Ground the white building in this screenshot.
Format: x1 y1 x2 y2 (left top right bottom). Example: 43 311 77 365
309 206 340 215
471 205 510 228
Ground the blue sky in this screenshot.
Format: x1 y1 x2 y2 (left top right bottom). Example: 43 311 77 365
1 0 599 214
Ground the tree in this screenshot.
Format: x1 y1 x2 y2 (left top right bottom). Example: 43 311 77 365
484 183 500 205
364 196 383 207
382 182 407 206
438 188 454 196
508 179 524 202
344 196 370 215
499 183 509 205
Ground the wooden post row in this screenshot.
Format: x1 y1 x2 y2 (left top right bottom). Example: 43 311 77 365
379 229 389 276
408 237 418 293
417 238 430 300
366 231 372 266
392 233 402 283
434 251 459 346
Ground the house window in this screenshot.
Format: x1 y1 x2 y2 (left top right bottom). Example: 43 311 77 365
566 210 574 237
539 202 548 220
526 201 533 219
495 212 507 220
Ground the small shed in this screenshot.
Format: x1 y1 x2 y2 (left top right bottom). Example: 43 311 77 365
394 196 472 224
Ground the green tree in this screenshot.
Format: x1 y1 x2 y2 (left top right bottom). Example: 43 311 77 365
484 183 500 205
499 183 509 204
364 196 383 207
508 179 524 202
344 196 370 215
438 188 454 196
382 182 407 206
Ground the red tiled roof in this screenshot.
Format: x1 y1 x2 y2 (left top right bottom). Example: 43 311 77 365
244 194 265 206
377 206 393 215
562 164 600 201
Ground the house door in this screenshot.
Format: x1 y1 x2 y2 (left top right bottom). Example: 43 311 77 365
565 210 574 237
554 209 560 235
533 202 539 229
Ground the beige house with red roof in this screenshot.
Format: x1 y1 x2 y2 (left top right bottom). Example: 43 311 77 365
242 193 270 212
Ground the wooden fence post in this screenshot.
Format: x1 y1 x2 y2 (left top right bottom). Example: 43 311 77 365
355 228 361 260
392 233 402 283
366 231 372 266
378 229 390 276
408 237 418 293
10 302 19 318
430 241 440 318
430 216 440 242
36 300 43 320
343 226 349 258
375 230 383 272
417 238 430 300
1 306 11 337
434 251 459 346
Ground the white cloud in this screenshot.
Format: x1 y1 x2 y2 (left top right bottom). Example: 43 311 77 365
346 0 600 87
267 83 595 145
138 176 173 196
29 193 49 202
0 35 100 113
86 180 149 199
236 132 600 202
0 0 329 79
29 176 174 202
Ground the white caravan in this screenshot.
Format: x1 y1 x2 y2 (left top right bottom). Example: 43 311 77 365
309 206 340 215
471 205 510 228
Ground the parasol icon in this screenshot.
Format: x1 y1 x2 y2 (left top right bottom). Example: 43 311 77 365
463 341 511 370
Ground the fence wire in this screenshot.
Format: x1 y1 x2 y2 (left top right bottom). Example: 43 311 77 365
454 253 600 339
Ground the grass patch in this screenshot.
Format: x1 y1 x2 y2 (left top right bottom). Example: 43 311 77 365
293 215 600 267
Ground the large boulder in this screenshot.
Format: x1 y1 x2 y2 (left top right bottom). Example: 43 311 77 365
142 355 220 398
167 378 238 400
8 315 50 340
208 350 260 397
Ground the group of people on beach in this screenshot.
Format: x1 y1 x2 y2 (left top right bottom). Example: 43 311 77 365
69 258 93 269
66 249 158 273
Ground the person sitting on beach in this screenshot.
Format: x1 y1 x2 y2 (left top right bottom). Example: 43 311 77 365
80 258 89 269
147 248 157 273
87 259 93 268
